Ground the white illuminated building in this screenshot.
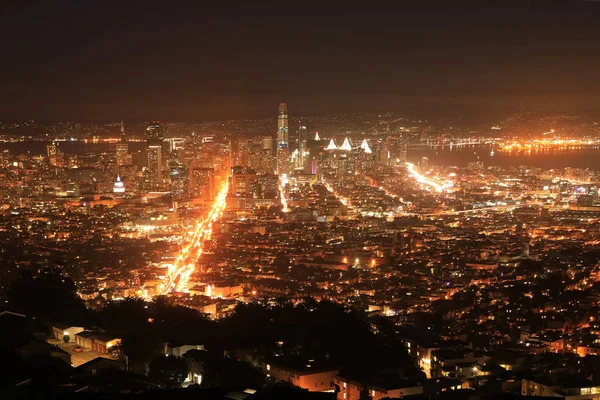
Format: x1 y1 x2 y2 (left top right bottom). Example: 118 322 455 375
325 138 339 150
340 137 352 151
360 138 372 154
113 175 125 194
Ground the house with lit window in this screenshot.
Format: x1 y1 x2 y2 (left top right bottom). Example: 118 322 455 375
430 348 475 379
522 377 600 399
413 339 468 378
334 373 423 400
51 324 84 343
263 357 339 392
74 331 120 354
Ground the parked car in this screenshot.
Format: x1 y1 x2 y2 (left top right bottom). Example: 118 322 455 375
74 346 83 353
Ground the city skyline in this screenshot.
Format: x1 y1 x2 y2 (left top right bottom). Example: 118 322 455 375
5 1 600 398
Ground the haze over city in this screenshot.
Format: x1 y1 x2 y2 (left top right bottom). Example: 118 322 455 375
2 0 600 121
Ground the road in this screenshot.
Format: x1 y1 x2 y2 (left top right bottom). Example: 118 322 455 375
159 183 229 295
47 339 115 367
405 162 449 193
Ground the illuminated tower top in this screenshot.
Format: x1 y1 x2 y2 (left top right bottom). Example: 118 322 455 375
340 137 352 151
325 138 338 150
360 138 372 154
146 121 164 145
120 119 126 142
277 103 289 148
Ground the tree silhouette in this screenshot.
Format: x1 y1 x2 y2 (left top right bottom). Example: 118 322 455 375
359 387 373 400
100 297 148 333
121 323 163 364
7 267 89 324
149 355 189 388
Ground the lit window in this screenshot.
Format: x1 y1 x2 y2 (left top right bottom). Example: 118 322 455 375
266 364 270 371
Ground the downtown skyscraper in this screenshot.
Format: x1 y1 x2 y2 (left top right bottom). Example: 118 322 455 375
295 122 307 171
146 122 164 190
276 102 290 176
115 119 130 168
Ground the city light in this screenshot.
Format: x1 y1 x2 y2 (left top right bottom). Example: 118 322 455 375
279 174 289 213
159 182 229 295
6 2 600 395
405 162 447 193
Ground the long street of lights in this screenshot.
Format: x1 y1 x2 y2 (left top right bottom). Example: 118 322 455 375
405 162 448 193
159 182 229 295
279 176 290 213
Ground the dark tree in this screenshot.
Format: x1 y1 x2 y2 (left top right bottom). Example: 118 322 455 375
184 349 264 388
359 387 373 400
100 297 148 333
121 324 163 364
149 355 189 388
7 267 89 324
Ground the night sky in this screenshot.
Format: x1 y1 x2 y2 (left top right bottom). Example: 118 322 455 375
1 0 600 122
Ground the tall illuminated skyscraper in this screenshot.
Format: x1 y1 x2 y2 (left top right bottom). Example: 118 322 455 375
276 103 290 176
296 122 307 171
189 165 214 202
398 139 408 166
146 121 164 145
146 122 164 190
120 119 126 141
46 141 58 166
147 145 162 189
168 159 187 199
115 119 129 167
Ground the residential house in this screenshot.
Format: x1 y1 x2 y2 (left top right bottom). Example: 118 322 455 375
263 358 339 392
74 331 120 354
335 373 423 400
51 324 84 343
522 377 600 399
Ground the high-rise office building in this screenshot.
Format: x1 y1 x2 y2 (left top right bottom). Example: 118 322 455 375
169 159 188 199
255 174 279 200
146 121 164 145
296 122 307 171
115 119 130 167
120 119 126 141
147 145 162 189
261 136 273 151
247 136 275 174
276 103 290 176
398 139 408 166
189 166 214 201
231 139 250 167
230 166 257 195
168 138 185 153
46 142 59 166
146 122 164 190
